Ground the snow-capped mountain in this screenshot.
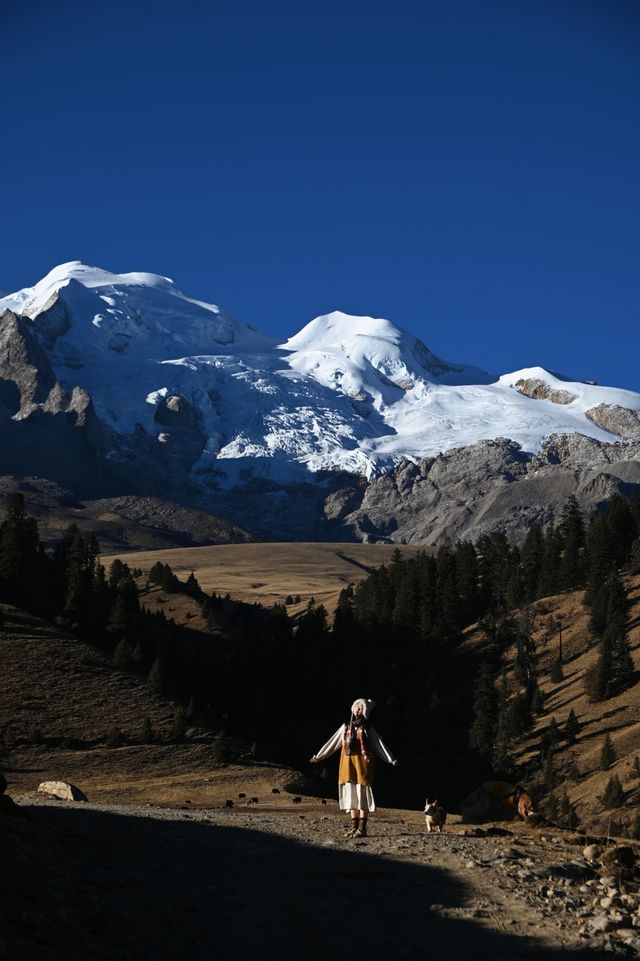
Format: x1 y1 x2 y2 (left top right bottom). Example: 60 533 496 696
2 261 639 490
3 261 640 544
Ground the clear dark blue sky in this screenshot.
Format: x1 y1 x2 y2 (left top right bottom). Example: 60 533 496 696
2 0 639 388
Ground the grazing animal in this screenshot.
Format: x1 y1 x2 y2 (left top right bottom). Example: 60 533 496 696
424 799 447 833
516 789 535 821
292 796 302 804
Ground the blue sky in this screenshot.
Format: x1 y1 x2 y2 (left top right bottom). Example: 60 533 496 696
2 0 639 388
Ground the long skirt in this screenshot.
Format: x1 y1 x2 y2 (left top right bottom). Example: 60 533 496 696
338 750 375 812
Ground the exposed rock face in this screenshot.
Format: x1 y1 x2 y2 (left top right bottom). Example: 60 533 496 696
514 378 577 405
153 394 206 472
0 310 56 416
322 484 367 522
325 434 640 545
586 403 640 440
0 310 105 488
26 291 71 350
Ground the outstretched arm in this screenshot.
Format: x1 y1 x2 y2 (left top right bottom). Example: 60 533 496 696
370 726 397 765
309 724 345 763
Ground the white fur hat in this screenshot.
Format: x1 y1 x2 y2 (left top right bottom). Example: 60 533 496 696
351 698 375 718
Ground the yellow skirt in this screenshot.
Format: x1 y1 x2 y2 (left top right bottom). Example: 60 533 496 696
339 750 374 787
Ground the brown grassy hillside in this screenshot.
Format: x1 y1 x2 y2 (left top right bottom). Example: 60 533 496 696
0 605 311 807
102 541 427 614
473 573 640 838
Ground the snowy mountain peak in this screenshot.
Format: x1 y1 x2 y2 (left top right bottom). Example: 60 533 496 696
0 261 180 319
0 261 276 360
2 262 640 488
284 310 406 349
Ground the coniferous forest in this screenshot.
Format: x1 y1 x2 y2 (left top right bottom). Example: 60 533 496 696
1 490 640 808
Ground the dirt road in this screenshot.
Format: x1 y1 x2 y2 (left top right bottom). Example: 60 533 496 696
1 799 627 961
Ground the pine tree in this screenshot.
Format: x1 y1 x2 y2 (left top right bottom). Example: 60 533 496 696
584 641 612 702
513 614 536 687
507 692 533 738
212 730 233 762
492 674 513 771
602 774 624 809
538 524 563 598
564 708 580 742
0 492 40 609
469 661 497 760
600 733 616 770
332 585 354 635
132 642 145 667
529 680 544 716
454 540 481 624
186 697 198 723
140 717 154 744
603 574 634 693
113 637 134 669
520 523 545 602
171 706 187 743
558 495 585 590
61 528 100 631
550 659 564 683
148 659 164 693
106 725 124 747
545 791 559 822
546 716 561 746
558 787 579 829
604 495 636 568
543 750 556 790
185 571 202 599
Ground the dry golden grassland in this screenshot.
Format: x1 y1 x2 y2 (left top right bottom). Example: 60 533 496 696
491 573 640 835
102 541 427 613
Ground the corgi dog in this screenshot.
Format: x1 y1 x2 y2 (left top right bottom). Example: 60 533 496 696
424 799 447 833
517 790 535 821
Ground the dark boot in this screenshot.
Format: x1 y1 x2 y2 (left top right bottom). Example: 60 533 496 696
355 818 368 837
344 817 359 837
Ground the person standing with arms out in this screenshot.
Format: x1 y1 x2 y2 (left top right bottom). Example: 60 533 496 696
310 698 396 837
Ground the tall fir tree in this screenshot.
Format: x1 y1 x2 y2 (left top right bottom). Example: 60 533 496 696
469 661 497 761
0 492 40 609
558 495 585 590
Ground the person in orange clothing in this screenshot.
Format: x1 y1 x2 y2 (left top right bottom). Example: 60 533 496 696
310 698 396 837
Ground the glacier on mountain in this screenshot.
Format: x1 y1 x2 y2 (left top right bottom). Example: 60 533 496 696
2 261 639 487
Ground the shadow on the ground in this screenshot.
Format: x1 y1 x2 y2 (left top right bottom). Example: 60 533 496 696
2 805 611 961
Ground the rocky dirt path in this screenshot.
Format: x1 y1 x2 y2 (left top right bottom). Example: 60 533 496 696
2 799 637 961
